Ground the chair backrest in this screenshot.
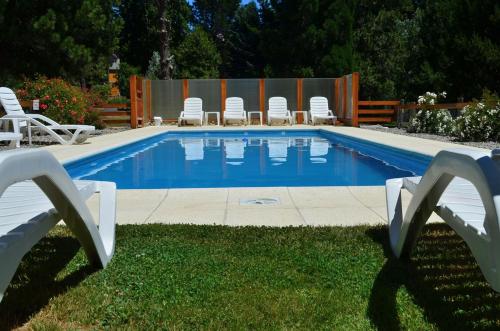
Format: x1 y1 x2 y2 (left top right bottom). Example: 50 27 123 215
225 97 244 115
268 97 288 116
310 96 330 115
0 87 27 117
183 97 203 115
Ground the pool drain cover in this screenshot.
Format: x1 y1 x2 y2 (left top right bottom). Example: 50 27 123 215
240 198 280 206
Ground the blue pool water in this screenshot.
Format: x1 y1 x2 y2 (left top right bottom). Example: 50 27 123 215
65 130 431 189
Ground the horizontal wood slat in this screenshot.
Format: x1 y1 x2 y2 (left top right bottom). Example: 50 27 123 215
358 100 400 106
399 102 469 110
358 109 395 115
358 117 392 123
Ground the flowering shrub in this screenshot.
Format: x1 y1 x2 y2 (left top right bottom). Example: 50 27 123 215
407 91 453 135
17 77 105 128
453 91 500 142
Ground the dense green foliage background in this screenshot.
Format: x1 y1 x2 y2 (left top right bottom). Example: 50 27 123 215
0 0 498 100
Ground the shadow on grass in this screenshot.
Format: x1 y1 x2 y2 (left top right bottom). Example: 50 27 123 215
367 224 500 330
0 235 96 330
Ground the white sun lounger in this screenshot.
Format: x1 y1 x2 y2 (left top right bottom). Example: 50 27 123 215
0 87 95 145
181 138 205 161
386 148 500 291
309 97 336 126
0 149 116 302
0 132 22 148
267 97 292 126
178 97 203 126
223 97 247 126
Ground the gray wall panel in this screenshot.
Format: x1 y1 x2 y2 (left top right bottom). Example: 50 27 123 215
151 80 183 119
189 79 221 113
226 79 260 112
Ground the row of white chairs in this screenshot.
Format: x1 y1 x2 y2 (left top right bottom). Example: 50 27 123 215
178 96 337 126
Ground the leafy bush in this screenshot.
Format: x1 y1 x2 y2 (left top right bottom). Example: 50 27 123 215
407 91 453 135
453 91 500 142
17 77 105 128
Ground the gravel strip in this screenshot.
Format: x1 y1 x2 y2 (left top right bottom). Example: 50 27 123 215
0 127 130 151
362 125 499 150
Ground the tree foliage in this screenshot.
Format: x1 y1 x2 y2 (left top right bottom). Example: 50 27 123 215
0 0 498 101
0 0 122 86
174 27 221 79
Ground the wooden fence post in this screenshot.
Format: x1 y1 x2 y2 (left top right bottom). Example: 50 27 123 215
334 79 340 120
342 75 348 121
259 79 265 124
297 78 303 123
146 79 152 125
130 75 137 129
352 72 360 127
182 79 189 100
220 79 227 122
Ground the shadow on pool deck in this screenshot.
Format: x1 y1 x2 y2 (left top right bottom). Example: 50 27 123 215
0 236 97 330
367 224 500 330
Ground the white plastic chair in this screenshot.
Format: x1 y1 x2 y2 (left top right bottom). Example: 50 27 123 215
178 97 203 126
223 97 247 126
267 97 292 126
0 149 116 302
386 148 500 291
309 97 336 125
0 132 22 148
0 87 95 145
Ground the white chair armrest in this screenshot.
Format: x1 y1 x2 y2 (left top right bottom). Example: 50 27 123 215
26 113 59 126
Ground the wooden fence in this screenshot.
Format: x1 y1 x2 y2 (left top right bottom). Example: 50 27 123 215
129 75 152 128
356 100 470 126
18 100 131 127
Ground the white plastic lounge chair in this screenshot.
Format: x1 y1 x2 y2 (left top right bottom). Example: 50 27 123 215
0 87 95 145
310 138 330 164
0 132 22 148
267 97 292 126
181 138 205 161
224 139 246 165
178 97 203 126
268 138 290 163
386 148 500 291
223 97 247 126
309 97 336 126
0 149 116 302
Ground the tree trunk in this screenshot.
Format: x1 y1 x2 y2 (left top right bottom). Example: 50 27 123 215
157 0 172 79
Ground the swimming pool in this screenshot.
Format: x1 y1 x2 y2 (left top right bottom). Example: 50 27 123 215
65 130 431 189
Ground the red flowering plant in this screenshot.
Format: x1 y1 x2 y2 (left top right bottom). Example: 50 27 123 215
17 77 105 128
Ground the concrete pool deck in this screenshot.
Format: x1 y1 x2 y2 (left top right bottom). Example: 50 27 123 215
43 125 490 227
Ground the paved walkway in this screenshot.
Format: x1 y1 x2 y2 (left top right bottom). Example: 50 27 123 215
86 186 415 227
45 125 488 226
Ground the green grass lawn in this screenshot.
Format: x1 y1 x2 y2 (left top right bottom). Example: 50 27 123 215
1 224 499 330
